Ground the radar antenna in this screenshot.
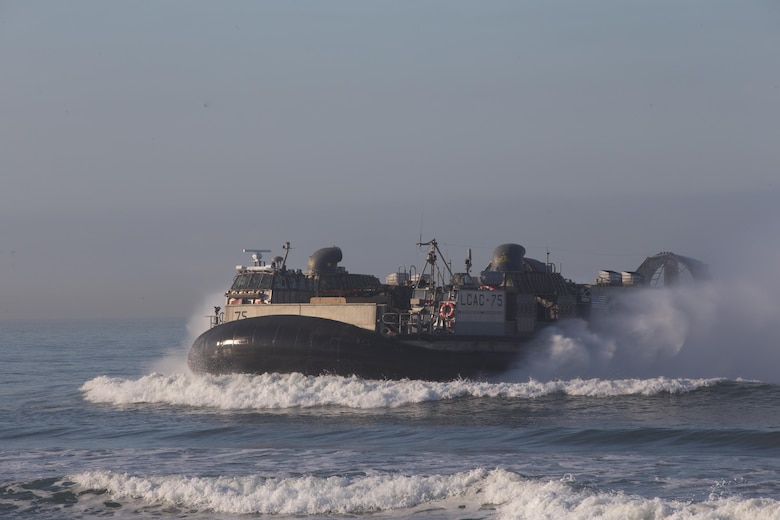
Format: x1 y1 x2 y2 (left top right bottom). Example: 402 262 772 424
243 248 272 266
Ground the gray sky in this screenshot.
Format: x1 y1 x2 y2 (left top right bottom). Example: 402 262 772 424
1 0 778 321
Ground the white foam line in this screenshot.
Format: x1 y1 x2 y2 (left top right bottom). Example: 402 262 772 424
70 468 780 519
80 373 727 410
70 468 487 515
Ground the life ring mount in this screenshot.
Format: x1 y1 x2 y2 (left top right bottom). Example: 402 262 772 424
439 301 456 319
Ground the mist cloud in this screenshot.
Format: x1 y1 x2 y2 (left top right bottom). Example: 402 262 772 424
508 249 780 383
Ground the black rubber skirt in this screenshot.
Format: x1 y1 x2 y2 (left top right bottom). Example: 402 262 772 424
188 315 521 381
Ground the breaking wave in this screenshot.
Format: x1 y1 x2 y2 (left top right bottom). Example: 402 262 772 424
80 372 728 410
61 468 780 519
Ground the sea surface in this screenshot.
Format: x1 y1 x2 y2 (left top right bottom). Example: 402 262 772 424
1 316 780 519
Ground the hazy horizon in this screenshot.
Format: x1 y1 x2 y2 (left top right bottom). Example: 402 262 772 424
2 1 778 321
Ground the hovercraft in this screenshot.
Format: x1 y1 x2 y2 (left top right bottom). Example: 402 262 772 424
188 240 708 381
188 240 590 381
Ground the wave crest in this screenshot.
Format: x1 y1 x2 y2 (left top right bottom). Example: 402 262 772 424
80 373 727 410
69 468 780 519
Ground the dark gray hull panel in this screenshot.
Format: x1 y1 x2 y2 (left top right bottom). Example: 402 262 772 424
188 315 524 381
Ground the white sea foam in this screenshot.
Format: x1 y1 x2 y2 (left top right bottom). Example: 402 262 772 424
80 372 725 410
69 467 780 519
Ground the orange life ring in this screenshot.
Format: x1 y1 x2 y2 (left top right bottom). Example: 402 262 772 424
439 301 456 319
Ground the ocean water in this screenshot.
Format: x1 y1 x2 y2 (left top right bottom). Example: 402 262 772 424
2 313 780 519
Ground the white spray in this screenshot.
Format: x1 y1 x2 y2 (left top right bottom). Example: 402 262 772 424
508 244 780 383
149 291 225 375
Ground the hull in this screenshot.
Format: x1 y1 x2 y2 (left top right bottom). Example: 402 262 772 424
188 315 525 381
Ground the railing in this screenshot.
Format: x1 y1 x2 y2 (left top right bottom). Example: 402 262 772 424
208 311 225 328
381 311 440 336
